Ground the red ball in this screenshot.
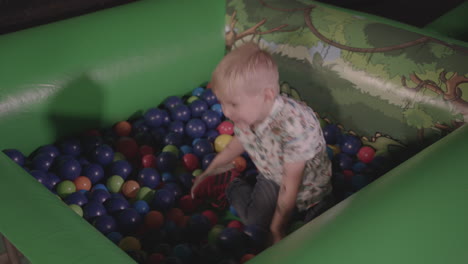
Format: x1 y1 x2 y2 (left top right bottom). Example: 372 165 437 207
201 210 218 227
240 254 255 263
147 253 165 264
115 137 139 159
166 208 185 227
145 211 164 230
217 120 234 135
182 153 199 172
139 145 154 157
232 156 247 172
227 220 244 232
357 146 375 163
114 121 132 137
178 195 202 214
343 170 354 181
141 154 157 168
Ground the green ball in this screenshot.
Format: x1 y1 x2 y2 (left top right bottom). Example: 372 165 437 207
186 96 199 104
192 169 203 177
107 175 124 193
136 187 155 203
162 144 179 157
57 180 76 198
208 225 224 245
113 152 126 161
69 204 83 217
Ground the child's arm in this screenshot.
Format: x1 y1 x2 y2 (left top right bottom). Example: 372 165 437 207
270 160 306 244
191 136 245 198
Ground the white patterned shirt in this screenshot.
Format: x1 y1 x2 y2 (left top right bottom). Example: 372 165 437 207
235 95 332 211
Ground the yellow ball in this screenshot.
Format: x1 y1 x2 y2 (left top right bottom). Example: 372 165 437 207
118 236 141 251
214 134 233 153
328 144 341 155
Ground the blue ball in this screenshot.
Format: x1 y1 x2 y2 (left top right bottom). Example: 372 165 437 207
3 149 25 166
94 215 117 234
352 162 368 173
169 120 185 136
340 135 362 155
152 189 175 212
164 132 184 147
172 244 192 263
117 208 142 233
163 182 184 199
37 145 61 159
192 87 205 97
243 224 268 250
201 110 222 129
323 124 342 145
187 214 211 239
89 189 111 204
77 156 91 167
132 118 150 134
48 172 60 189
162 172 177 183
171 104 191 122
105 197 130 215
144 108 167 128
156 152 178 172
178 172 193 191
137 168 161 188
189 100 209 118
229 206 238 217
205 129 220 143
108 160 132 180
91 183 108 192
210 103 223 117
179 145 193 155
217 227 245 251
59 138 82 157
65 191 89 206
83 201 107 220
185 118 207 139
82 163 105 184
90 144 114 166
133 200 150 215
81 135 103 153
31 152 54 171
337 153 353 170
107 231 123 244
201 153 216 170
57 158 81 181
164 96 184 111
193 139 214 158
30 170 50 187
200 89 219 106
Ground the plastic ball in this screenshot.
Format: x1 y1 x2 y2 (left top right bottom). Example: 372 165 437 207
114 121 132 137
141 154 157 168
57 158 82 181
137 168 161 189
229 205 239 217
144 108 167 128
94 215 117 234
105 197 130 215
201 210 218 227
200 89 218 106
31 152 54 171
37 145 60 159
74 176 92 191
217 121 234 135
118 208 142 233
107 231 123 244
182 153 199 172
202 110 222 129
30 170 50 187
163 132 183 147
210 103 223 117
133 200 150 215
107 175 125 193
65 191 88 206
90 144 114 166
122 180 140 199
156 152 178 172
352 161 368 173
166 208 185 227
163 182 183 200
179 145 193 155
178 195 201 214
162 145 179 157
232 156 247 172
145 210 164 230
56 180 76 198
139 145 154 157
172 244 192 263
192 87 205 97
243 224 268 250
186 214 211 240
136 187 155 203
323 124 341 145
357 146 376 163
164 96 183 111
337 153 353 170
217 227 245 251
168 120 185 135
91 183 108 192
214 134 232 153
152 189 175 212
226 220 243 232
201 153 216 170
340 135 362 155
186 96 199 104
47 172 61 189
205 129 220 143
83 201 107 220
192 139 214 158
171 104 191 122
59 138 82 157
108 160 132 180
189 99 209 118
185 118 207 139
119 236 141 252
89 189 111 204
115 137 139 159
240 254 255 264
68 204 83 217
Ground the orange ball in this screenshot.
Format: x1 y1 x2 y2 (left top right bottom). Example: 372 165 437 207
114 121 132 137
74 176 92 191
232 156 247 172
122 180 140 199
166 208 186 227
145 210 164 230
240 253 255 263
115 137 139 159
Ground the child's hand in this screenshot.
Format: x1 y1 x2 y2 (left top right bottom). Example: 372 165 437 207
191 172 209 199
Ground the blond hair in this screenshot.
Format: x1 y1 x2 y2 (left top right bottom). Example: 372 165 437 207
211 42 279 97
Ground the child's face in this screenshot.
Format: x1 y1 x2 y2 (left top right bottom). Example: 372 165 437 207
214 88 268 130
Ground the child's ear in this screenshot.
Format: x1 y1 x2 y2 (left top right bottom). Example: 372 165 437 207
264 87 276 101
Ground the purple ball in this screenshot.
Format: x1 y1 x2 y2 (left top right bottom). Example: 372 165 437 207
201 110 221 129
117 208 142 233
3 149 25 166
144 108 167 128
189 100 209 118
57 158 81 181
105 197 130 215
200 89 219 106
137 168 161 188
37 145 60 159
323 124 341 145
218 227 245 251
90 144 114 166
82 163 105 184
156 152 178 172
185 119 207 139
164 132 183 147
31 152 54 171
205 129 219 143
193 139 214 158
94 215 117 234
83 201 107 220
164 96 184 111
30 170 50 187
65 191 89 206
89 189 111 204
171 104 191 122
108 160 132 180
201 153 216 170
337 153 353 170
169 120 185 136
340 135 362 155
152 189 175 212
59 138 82 157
